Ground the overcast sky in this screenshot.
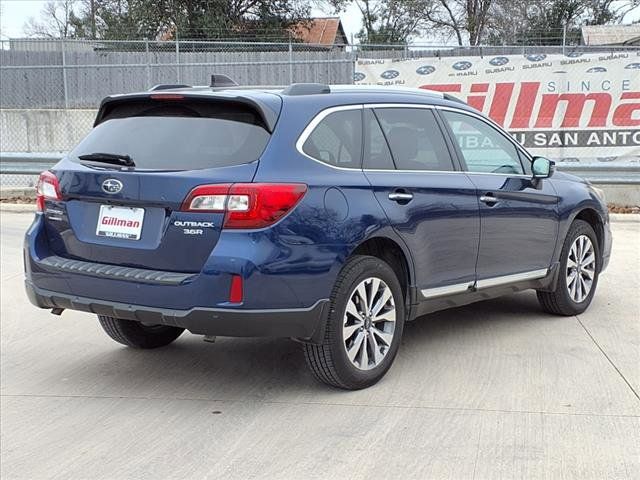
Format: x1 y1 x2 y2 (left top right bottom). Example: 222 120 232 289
1 0 639 42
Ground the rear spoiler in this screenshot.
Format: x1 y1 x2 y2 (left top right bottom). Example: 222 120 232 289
94 92 281 133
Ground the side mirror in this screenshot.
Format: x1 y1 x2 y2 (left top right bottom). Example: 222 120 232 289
532 157 555 179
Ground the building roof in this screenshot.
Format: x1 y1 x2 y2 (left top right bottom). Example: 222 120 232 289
289 17 349 46
581 24 640 46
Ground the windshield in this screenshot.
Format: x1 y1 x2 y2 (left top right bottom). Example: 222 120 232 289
69 102 270 171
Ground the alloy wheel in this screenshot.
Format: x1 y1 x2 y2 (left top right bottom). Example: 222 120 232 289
342 277 396 370
566 235 597 303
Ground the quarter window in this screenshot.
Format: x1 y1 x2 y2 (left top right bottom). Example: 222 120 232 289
302 109 362 168
374 108 454 171
442 111 524 175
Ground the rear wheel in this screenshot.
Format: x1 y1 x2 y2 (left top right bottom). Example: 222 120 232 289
537 220 600 316
303 255 405 390
98 316 184 349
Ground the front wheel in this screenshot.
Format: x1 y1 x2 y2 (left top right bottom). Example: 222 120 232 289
537 219 600 316
98 316 184 349
303 255 405 390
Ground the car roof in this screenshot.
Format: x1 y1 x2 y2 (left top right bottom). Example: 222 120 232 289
98 83 473 133
142 83 467 108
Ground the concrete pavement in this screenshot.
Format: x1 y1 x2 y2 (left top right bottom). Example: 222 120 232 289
1 211 639 479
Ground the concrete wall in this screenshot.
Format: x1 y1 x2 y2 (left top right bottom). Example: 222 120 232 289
1 109 96 152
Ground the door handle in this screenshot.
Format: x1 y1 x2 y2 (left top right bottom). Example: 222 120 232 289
388 191 413 203
479 194 498 205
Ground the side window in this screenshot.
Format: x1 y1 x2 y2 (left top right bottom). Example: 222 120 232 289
442 111 524 175
374 108 454 171
302 109 362 168
363 109 395 170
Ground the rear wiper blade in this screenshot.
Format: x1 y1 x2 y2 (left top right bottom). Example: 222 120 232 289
77 152 135 167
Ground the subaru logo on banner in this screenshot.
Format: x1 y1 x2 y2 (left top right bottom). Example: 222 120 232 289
102 179 123 194
625 63 640 70
416 65 436 75
526 54 547 62
586 66 607 73
354 72 366 82
380 70 400 80
566 51 583 58
489 56 509 66
452 61 472 71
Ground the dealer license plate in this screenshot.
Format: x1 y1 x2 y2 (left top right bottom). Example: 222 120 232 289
96 205 145 240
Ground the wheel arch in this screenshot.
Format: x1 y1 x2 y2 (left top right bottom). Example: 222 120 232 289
349 236 414 306
572 207 605 263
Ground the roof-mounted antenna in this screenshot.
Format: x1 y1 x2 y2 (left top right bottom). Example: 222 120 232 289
210 74 238 88
281 83 331 96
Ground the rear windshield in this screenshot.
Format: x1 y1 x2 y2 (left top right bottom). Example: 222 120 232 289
69 100 270 171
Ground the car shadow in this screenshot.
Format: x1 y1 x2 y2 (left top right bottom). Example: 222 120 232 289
54 291 556 396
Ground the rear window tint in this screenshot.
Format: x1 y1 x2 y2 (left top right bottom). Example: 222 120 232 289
374 108 454 172
69 100 270 171
302 109 362 168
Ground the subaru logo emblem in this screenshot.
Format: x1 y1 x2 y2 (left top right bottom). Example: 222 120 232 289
380 69 399 80
452 61 472 71
416 65 435 75
354 72 366 82
489 56 509 66
586 66 607 73
526 54 547 62
102 179 123 194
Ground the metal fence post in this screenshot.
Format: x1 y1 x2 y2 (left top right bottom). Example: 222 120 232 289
61 38 69 109
145 40 151 87
175 39 181 83
288 37 293 85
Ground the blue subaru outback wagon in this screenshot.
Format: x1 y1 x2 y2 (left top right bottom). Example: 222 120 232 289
25 80 612 389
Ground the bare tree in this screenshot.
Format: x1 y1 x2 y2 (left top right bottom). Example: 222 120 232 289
327 0 436 43
424 0 493 46
23 0 80 38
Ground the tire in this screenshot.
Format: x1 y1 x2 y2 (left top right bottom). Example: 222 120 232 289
303 255 405 390
98 316 184 349
537 220 601 316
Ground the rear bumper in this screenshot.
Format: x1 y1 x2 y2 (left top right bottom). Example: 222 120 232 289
26 281 329 342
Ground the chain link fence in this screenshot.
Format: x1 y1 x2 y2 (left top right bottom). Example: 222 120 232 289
0 38 355 173
1 38 639 188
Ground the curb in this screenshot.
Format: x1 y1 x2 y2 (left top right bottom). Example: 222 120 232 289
610 213 640 223
0 203 36 213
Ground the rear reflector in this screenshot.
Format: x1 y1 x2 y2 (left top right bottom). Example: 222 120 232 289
181 183 307 229
229 275 243 303
36 171 62 212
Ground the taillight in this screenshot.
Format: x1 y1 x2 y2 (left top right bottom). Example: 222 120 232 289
181 183 307 229
36 171 62 212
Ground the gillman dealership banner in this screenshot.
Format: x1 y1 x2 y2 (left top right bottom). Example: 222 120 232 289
355 52 640 164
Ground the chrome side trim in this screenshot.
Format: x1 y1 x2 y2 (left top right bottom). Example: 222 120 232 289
421 268 549 300
294 102 534 175
475 269 548 289
421 282 473 299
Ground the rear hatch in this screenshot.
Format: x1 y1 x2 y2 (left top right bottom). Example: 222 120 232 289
41 93 279 273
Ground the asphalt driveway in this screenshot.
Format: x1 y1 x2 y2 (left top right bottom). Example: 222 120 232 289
1 211 638 479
